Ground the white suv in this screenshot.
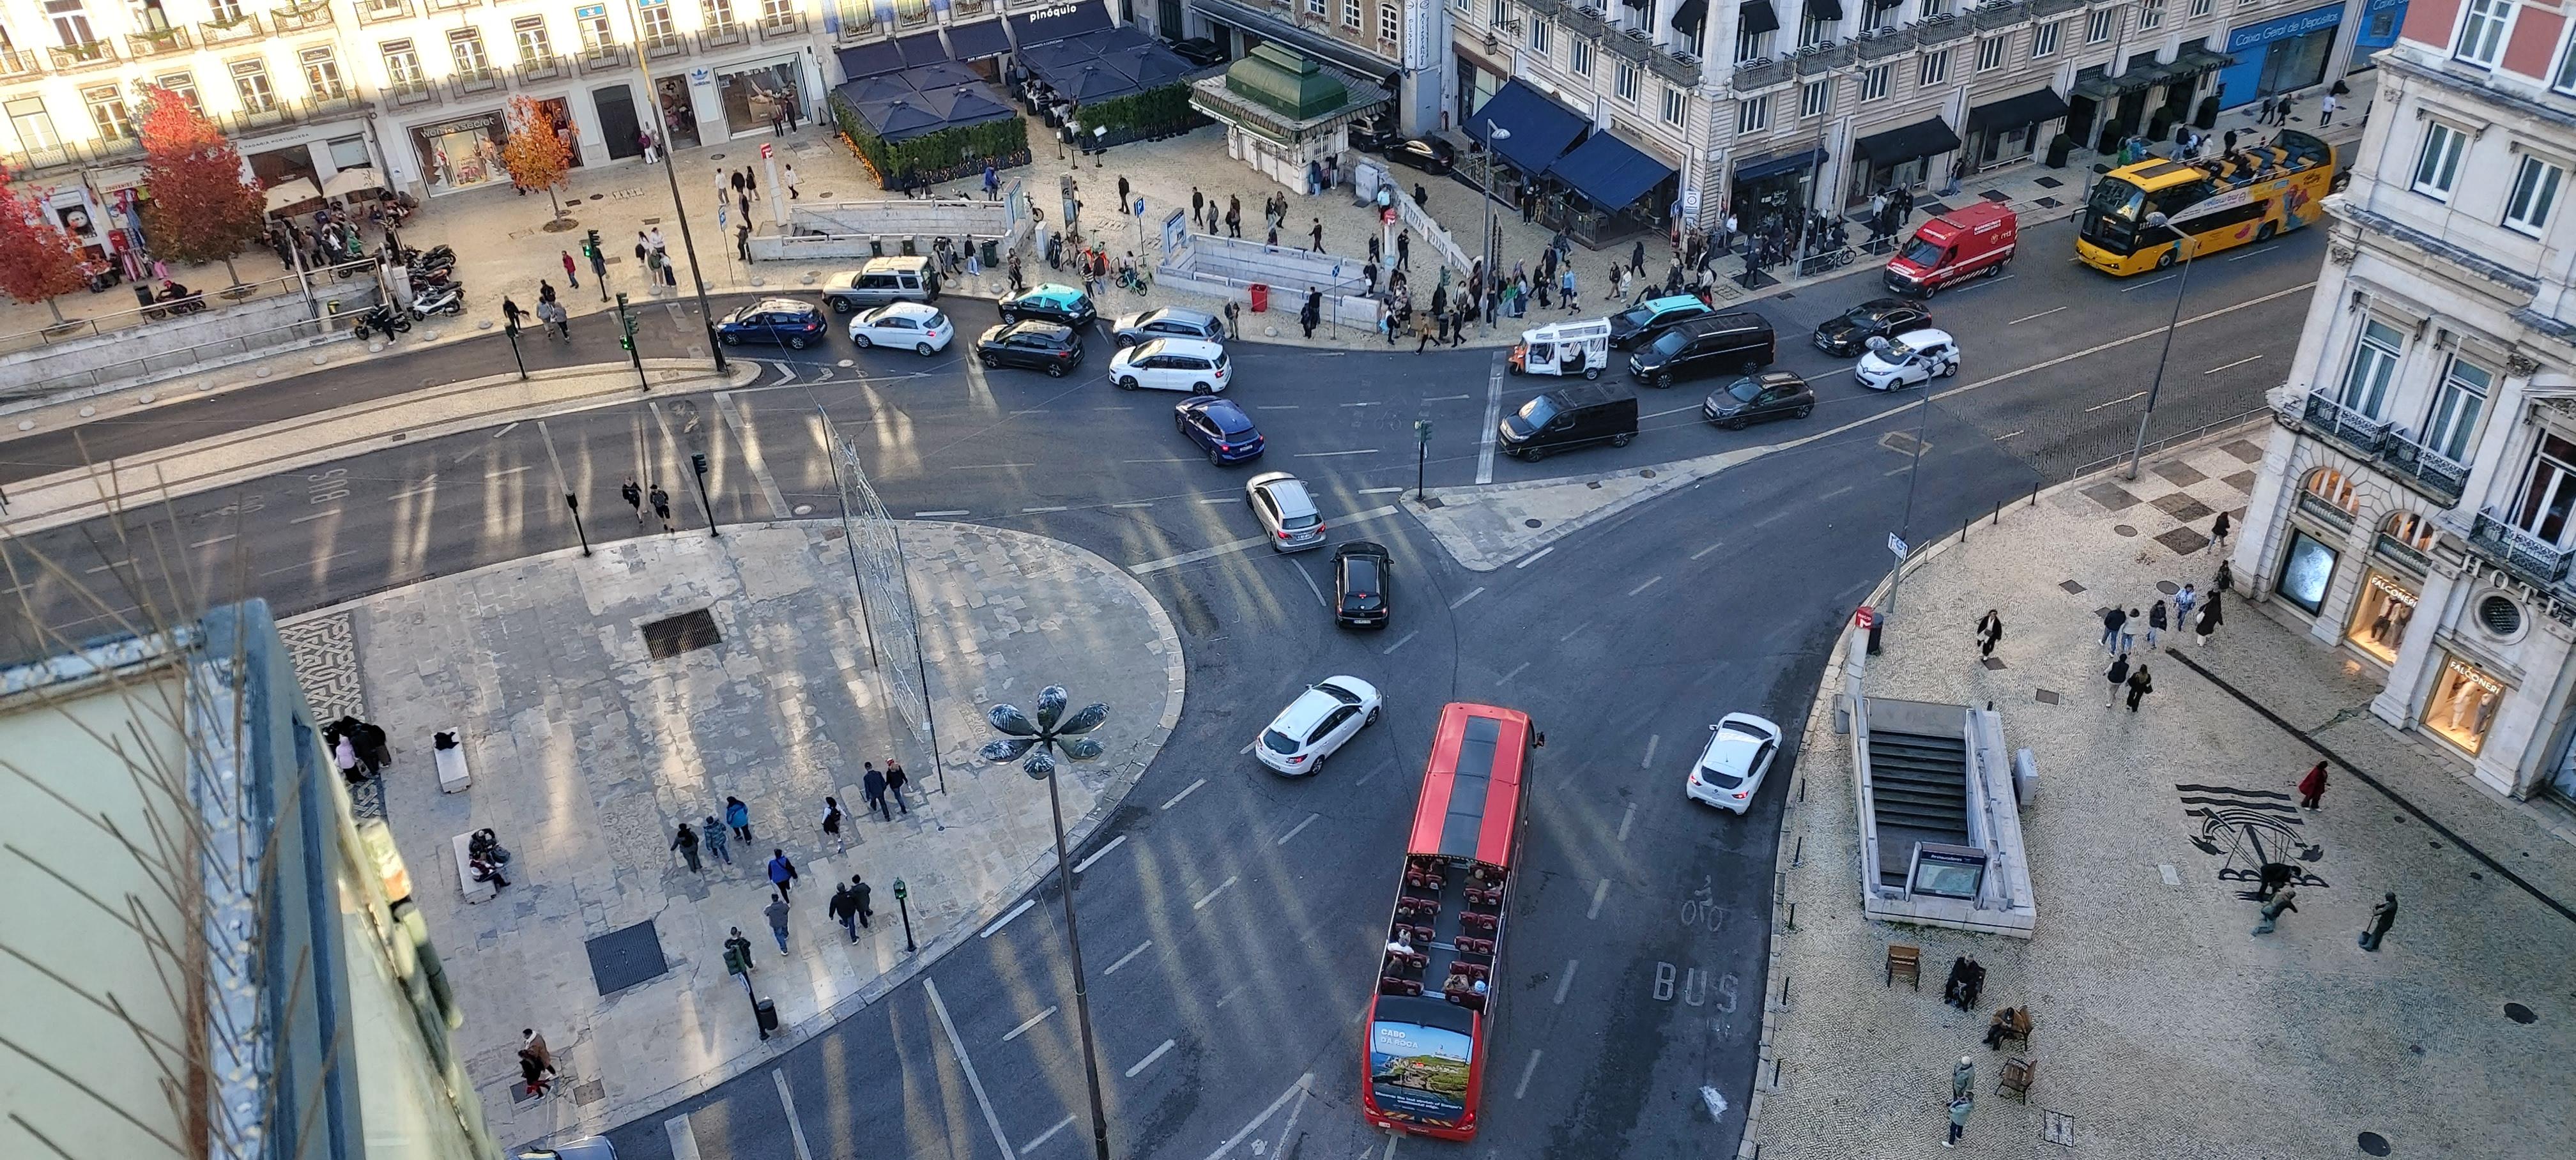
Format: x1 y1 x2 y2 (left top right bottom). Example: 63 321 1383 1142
847 301 953 355
1854 328 1960 391
1110 337 1232 393
1246 471 1326 551
1255 676 1383 775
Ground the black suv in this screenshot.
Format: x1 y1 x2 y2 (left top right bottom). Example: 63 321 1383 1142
1629 312 1777 388
976 321 1084 376
1333 541 1392 627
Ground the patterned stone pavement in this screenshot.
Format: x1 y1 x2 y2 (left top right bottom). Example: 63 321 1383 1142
1751 429 2576 1159
280 520 1183 1144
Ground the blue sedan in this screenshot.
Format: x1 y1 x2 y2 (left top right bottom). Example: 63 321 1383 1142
716 299 828 349
999 282 1095 328
1174 397 1264 464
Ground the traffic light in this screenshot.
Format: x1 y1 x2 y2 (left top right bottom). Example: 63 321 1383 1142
691 452 710 477
584 228 600 259
615 291 636 351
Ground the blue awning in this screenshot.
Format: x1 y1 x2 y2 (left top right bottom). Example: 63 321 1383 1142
1547 132 1676 210
893 31 949 68
947 17 1011 59
1735 146 1825 181
838 40 905 79
1467 79 1588 175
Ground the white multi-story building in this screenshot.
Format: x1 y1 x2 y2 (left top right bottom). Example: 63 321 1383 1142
2236 0 2576 804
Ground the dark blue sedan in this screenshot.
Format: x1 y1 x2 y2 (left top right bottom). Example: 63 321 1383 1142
1174 397 1264 464
716 298 828 349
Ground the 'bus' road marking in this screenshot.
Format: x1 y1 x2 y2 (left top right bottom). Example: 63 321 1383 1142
1276 813 1320 846
1515 546 1555 569
1498 661 1530 685
663 1113 703 1160
771 1069 816 1160
1073 835 1127 874
915 509 971 517
1478 355 1505 484
2120 271 2179 293
1617 802 1637 843
1162 778 1207 810
981 899 1037 938
1641 735 1660 769
2008 306 2067 325
2083 390 2149 413
1382 630 1421 655
388 475 439 500
2205 354 2266 374
1555 959 1579 1005
1193 876 1239 910
1589 880 1609 919
1022 1116 1077 1154
1003 1006 1057 1041
1104 939 1153 975
1626 576 1664 597
1690 541 1726 561
1514 1050 1544 1099
924 978 1018 1160
1126 1039 1177 1078
1450 586 1485 609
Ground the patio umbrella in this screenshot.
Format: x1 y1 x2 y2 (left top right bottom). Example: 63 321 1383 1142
1057 65 1140 105
861 98 947 142
263 176 322 212
321 167 381 198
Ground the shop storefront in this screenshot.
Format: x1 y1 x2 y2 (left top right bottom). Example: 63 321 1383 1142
410 113 505 194
1964 88 2066 172
1454 52 1503 132
656 75 701 148
716 57 803 136
2344 569 2418 664
1731 147 1822 240
2216 3 2344 111
1846 117 1958 206
2349 0 2407 67
2425 653 2504 756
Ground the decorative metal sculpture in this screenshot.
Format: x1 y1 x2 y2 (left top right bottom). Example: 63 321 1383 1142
981 685 1110 779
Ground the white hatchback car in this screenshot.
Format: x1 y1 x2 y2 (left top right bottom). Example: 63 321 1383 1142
1245 471 1327 551
1256 675 1383 775
1853 328 1960 391
1109 337 1231 393
848 301 953 355
1685 713 1782 813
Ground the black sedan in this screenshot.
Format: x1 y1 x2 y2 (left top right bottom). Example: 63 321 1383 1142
1171 37 1228 68
976 321 1084 376
1332 540 1392 628
1353 119 1455 174
715 298 828 349
1702 372 1815 429
1813 298 1932 356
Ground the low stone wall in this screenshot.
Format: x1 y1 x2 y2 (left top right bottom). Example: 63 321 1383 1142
3 280 374 403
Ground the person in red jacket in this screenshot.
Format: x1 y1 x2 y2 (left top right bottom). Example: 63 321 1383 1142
2297 761 2329 810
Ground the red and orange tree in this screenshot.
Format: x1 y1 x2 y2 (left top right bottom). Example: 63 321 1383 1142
0 168 93 324
500 95 574 226
135 84 267 287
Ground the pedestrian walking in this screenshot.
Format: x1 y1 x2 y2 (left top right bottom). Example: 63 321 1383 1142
2214 558 2235 593
641 130 659 164
1414 308 1438 353
2120 607 2142 654
2251 885 2297 935
1975 610 2002 659
672 822 703 871
650 484 675 533
766 850 798 903
1560 266 1578 313
724 927 756 975
2100 606 2129 652
884 759 910 814
764 892 792 953
562 249 579 287
2124 662 2153 712
702 815 732 864
1310 217 1324 253
1192 185 1204 221
2360 892 2398 950
1630 238 1647 277
744 166 758 198
2320 93 2338 126
2104 653 2131 707
829 880 859 941
1951 1056 1974 1099
520 1044 554 1099
503 296 526 331
2147 599 2168 649
2297 760 2329 809
2257 95 2276 125
1300 286 1322 339
334 733 362 783
862 763 891 820
726 795 753 842
1395 230 1410 271
737 222 753 263
2278 93 2298 124
785 162 801 201
821 797 847 851
522 1029 553 1079
850 873 874 927
2195 590 2225 646
2174 583 2198 629
622 476 644 523
2209 510 2231 554
1945 1093 1971 1147
540 299 571 339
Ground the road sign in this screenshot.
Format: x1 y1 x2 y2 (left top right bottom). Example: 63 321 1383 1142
1887 533 1906 558
760 142 772 159
1853 606 1875 629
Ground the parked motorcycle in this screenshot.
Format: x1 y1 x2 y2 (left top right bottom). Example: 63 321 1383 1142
136 280 208 320
392 243 456 268
349 301 412 340
408 280 466 319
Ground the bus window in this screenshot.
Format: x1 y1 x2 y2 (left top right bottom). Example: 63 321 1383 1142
2147 180 2214 221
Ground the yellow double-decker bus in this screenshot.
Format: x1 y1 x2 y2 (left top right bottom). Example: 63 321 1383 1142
2076 129 2336 275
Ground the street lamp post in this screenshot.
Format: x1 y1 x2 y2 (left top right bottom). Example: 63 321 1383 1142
2123 212 2198 480
981 687 1114 1160
1482 123 1512 330
631 42 729 375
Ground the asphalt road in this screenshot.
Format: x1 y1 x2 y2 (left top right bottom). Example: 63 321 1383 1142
0 214 2324 1159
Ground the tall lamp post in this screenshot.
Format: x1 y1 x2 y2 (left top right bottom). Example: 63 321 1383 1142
626 6 729 375
981 687 1114 1160
1481 122 1511 328
2122 212 2197 480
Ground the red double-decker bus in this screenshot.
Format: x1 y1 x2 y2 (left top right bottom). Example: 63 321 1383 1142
1360 701 1535 1141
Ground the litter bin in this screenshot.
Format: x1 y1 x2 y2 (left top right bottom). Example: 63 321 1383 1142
754 998 779 1034
869 236 885 258
980 238 1000 267
1249 283 1269 312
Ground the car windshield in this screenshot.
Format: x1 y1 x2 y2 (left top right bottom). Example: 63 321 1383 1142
1344 558 1379 593
1647 330 1688 357
1517 395 1561 427
1317 680 1363 705
1132 339 1167 360
1262 729 1302 755
1724 378 1763 403
1282 512 1320 531
924 311 948 330
1368 1020 1472 1120
1611 305 1654 330
1899 238 1945 268
1880 339 1920 362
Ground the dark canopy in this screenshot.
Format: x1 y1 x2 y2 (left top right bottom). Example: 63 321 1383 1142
1853 117 1960 165
1547 131 1675 210
946 17 1011 60
1966 88 2069 132
893 31 948 68
1466 79 1588 174
1022 25 1197 106
1736 0 1778 36
1805 0 1842 20
1010 6 1113 49
837 40 905 80
832 61 1020 143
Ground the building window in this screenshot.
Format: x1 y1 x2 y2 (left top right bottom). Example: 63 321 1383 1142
515 16 553 62
1307 0 1326 16
2504 154 2564 235
448 28 490 76
576 4 614 52
758 0 793 26
1923 0 1950 14
133 0 173 33
2276 528 2338 613
2340 319 2405 418
1862 0 1896 31
1451 0 1466 11
1342 0 1359 30
638 0 675 42
2189 0 2210 12
1801 77 1830 117
1663 85 1687 126
2455 0 2513 68
2032 20 2060 57
230 59 274 112
150 72 201 114
2412 123 2467 199
1919 49 1949 87
46 0 96 49
2085 8 2115 44
2513 431 2576 544
1530 17 1549 54
6 96 59 152
1737 26 1772 62
1975 36 2006 71
1489 0 1505 23
1860 63 1890 101
2556 31 2576 93
300 47 344 99
2345 568 2418 663
2424 353 2492 460
82 83 131 139
2138 0 2163 30
1616 60 1639 103
1799 16 1830 47
1571 37 1592 75
380 39 422 86
703 0 735 29
1379 2 1398 38
1738 94 1770 132
2425 655 2502 754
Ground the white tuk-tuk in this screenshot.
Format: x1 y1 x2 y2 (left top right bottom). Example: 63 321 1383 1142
1508 319 1612 379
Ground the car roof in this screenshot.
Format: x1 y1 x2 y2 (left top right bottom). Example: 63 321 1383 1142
1024 283 1083 299
1644 295 1708 313
1274 685 1351 733
1856 297 1913 312
1186 397 1255 427
999 320 1073 340
1248 472 1316 512
868 301 942 320
1140 307 1218 327
758 298 816 312
1131 337 1224 360
1754 371 1806 387
1892 327 1954 346
1335 540 1388 559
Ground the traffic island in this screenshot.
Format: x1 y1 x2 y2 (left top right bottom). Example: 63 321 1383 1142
277 520 1185 1146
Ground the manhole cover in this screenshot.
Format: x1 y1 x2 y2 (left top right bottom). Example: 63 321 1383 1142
1524 519 1542 528
2113 523 2138 537
793 503 813 515
2506 1002 2537 1023
1981 657 2005 670
2358 1131 2391 1156
585 920 669 995
1587 481 1602 489
712 153 726 160
1641 468 1656 478
642 609 722 659
2156 580 2179 593
2060 580 2087 594
2034 689 2061 705
587 194 602 201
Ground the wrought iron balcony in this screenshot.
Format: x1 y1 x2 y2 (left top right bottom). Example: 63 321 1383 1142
449 65 504 97
1562 5 1609 37
579 43 632 73
2299 392 2391 459
127 27 194 57
386 77 440 107
0 47 42 79
1731 55 1791 91
199 13 264 44
2379 439 2470 507
353 0 415 27
272 0 335 32
1970 0 2027 28
1608 27 1654 62
2027 0 2080 14
1855 26 1917 58
49 41 120 72
518 54 567 83
1797 41 1853 75
1917 12 1970 43
2469 510 2576 589
700 22 750 50
2294 392 2467 507
760 11 808 39
642 30 688 59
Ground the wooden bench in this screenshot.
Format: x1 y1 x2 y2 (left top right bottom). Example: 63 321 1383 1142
452 832 495 903
1885 944 1921 989
1997 1056 2035 1102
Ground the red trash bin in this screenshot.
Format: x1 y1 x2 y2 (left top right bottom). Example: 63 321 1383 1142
1248 283 1269 313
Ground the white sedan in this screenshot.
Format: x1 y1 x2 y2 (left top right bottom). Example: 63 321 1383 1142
847 301 953 355
1255 675 1382 775
1853 327 1959 391
1109 337 1231 393
1685 712 1782 813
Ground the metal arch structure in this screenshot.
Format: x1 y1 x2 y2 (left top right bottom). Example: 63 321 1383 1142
821 409 944 791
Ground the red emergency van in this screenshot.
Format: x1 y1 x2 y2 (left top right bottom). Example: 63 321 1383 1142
1882 202 2016 297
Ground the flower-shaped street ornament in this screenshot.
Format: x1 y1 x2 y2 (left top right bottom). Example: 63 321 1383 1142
980 685 1110 781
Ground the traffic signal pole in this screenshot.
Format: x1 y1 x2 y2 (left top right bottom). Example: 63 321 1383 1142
615 291 648 392
586 228 608 301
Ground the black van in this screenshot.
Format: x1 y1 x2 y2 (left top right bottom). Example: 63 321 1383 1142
1628 312 1777 388
1497 383 1639 462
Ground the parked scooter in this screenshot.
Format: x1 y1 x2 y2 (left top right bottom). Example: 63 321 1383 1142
349 301 412 340
134 279 208 320
408 280 466 319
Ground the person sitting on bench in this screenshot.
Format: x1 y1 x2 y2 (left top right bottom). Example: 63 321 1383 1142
1985 1005 2032 1049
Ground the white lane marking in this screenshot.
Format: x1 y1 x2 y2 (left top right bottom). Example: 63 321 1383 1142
915 508 972 517
1627 576 1663 597
664 1113 703 1160
1022 505 1070 513
1112 501 1156 508
1104 938 1154 975
1382 629 1420 655
2205 353 2266 374
261 551 355 577
190 534 236 548
2120 271 2179 293
1589 879 1609 919
289 508 339 524
492 421 521 439
1641 735 1660 769
1342 401 1381 407
1554 959 1579 1005
1072 834 1127 874
1238 740 1255 755
1003 1005 1059 1042
1276 813 1320 846
2084 390 2149 413
1022 1115 1078 1153
1193 876 1238 910
1642 402 1701 421
1616 802 1637 842
1162 777 1208 810
1195 496 1235 505
1993 429 2025 441
1690 541 1725 560
767 362 796 386
1817 484 1855 502
1515 546 1555 569
1945 272 2016 293
771 1069 816 1160
388 474 439 500
1424 393 1474 401
1254 404 1300 410
951 462 1037 469
981 899 1037 938
1558 620 1593 642
1358 485 1406 494
1293 448 1379 458
924 978 1019 1160
1125 1039 1177 1078
1498 660 1531 685
1514 1049 1544 1099
486 464 535 479
1022 1115 1077 1153
2008 305 2067 325
1123 457 1199 464
1449 586 1486 609
1295 561 1330 609
1478 355 1505 484
1128 532 1268 574
1214 984 1249 1009
2228 247 2267 261
1382 1136 1400 1160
